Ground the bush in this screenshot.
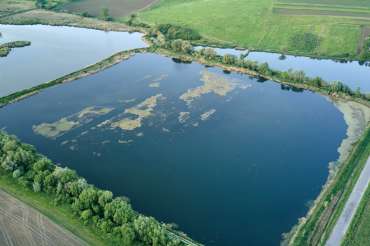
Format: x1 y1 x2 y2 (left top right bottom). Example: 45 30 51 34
157 24 201 40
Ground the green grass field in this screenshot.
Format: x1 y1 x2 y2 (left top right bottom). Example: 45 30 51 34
342 183 370 246
137 0 370 59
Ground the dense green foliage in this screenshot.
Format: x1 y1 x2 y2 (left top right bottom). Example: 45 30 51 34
156 24 201 41
0 131 186 246
0 41 31 57
289 32 320 52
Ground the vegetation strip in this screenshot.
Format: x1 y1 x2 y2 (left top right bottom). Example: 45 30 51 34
342 182 370 245
0 131 198 246
0 40 31 57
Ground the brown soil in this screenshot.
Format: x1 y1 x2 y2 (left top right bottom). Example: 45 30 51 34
0 189 86 246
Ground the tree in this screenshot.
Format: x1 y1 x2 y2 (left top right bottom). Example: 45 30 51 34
33 181 41 192
201 48 217 60
35 0 47 8
120 224 136 245
127 14 137 26
222 54 237 65
104 198 134 225
80 209 93 224
12 169 22 178
180 40 193 54
33 157 52 172
257 62 271 75
100 8 112 21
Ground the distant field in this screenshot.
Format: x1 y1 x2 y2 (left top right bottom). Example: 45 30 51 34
0 0 34 17
273 1 370 20
277 0 370 7
342 184 370 246
138 0 369 59
59 0 157 18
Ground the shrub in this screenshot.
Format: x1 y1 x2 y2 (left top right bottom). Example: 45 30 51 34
157 24 201 40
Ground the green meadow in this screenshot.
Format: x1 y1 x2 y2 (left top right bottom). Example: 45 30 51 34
138 0 370 59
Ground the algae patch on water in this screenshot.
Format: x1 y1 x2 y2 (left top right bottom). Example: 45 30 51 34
112 94 165 131
149 82 160 88
33 118 78 139
201 109 216 121
178 112 190 124
180 70 250 105
33 106 114 138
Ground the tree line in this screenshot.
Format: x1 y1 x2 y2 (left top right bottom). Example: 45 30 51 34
159 39 369 100
0 132 187 246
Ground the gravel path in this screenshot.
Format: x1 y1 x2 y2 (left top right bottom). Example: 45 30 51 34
0 189 86 246
326 157 370 246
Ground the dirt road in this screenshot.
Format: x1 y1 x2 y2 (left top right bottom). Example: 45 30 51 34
326 156 370 246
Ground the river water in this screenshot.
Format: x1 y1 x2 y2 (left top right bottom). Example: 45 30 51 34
0 52 347 246
0 24 147 97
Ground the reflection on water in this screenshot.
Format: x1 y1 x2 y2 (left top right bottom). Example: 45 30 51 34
0 24 147 96
0 53 347 246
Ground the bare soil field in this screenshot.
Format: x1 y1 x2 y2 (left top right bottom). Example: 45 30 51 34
60 0 158 18
0 189 86 246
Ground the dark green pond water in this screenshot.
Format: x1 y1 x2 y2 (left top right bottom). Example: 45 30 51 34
0 53 347 246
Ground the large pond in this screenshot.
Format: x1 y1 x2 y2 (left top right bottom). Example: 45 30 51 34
0 24 147 97
195 47 370 92
0 53 347 246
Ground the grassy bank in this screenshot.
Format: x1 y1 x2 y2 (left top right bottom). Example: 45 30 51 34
0 48 145 107
0 170 107 245
0 40 31 57
289 127 370 246
138 0 370 61
342 182 370 246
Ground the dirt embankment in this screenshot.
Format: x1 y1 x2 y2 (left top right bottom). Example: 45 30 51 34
334 99 370 163
0 189 86 246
